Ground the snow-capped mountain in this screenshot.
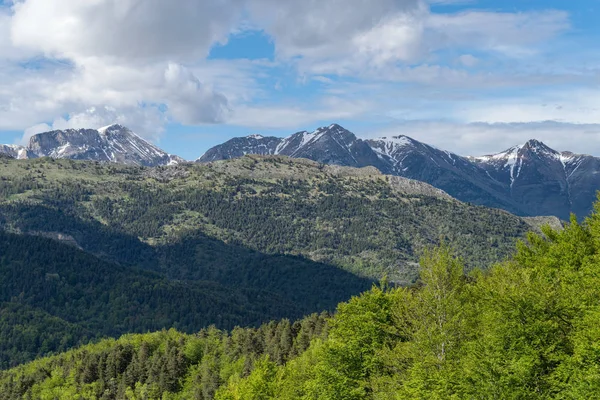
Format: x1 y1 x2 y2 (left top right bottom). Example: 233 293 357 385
198 124 600 219
0 124 184 167
365 135 524 213
472 139 600 219
199 124 385 169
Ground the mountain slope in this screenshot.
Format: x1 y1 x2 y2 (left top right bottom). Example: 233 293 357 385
0 156 549 283
0 155 559 369
0 145 32 160
199 124 600 219
472 139 600 219
0 313 330 399
4 212 599 399
0 125 184 166
0 229 333 368
367 135 525 215
199 134 283 160
199 124 387 171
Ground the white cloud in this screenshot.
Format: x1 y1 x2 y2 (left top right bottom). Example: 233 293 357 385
1 59 231 135
0 0 589 153
10 0 244 62
248 0 426 75
229 96 373 129
0 5 38 61
163 63 230 125
246 1 569 77
353 13 425 67
3 0 244 138
249 0 423 59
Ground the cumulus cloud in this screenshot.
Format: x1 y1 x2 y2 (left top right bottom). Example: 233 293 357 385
10 0 244 62
4 59 231 138
246 1 569 77
249 0 423 58
248 0 426 74
163 63 230 124
5 0 242 138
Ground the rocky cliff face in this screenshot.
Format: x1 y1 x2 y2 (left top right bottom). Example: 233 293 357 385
1 125 184 167
0 145 33 160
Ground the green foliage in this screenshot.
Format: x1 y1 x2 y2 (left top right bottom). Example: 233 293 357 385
0 156 581 398
209 201 600 399
0 314 328 400
0 156 533 368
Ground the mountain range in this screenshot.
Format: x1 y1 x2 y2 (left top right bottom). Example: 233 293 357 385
1 122 598 219
199 124 600 220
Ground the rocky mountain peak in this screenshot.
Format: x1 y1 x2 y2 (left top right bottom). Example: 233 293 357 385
521 139 559 157
97 124 126 135
198 124 600 219
2 125 184 167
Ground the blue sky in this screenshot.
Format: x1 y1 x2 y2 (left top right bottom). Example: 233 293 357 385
0 0 599 159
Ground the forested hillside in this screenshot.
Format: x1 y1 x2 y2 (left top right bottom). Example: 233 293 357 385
0 230 366 369
2 202 599 399
0 155 559 371
0 155 552 283
0 313 330 399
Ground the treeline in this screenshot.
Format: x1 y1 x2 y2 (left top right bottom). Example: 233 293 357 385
4 202 600 398
0 313 328 399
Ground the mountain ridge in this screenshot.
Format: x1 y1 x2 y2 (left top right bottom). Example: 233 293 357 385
198 125 600 219
0 153 560 369
1 122 598 218
0 124 184 167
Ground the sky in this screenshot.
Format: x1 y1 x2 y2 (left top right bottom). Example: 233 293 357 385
0 0 599 160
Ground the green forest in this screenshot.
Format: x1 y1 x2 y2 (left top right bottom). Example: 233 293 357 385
4 199 600 398
0 156 551 283
0 227 370 369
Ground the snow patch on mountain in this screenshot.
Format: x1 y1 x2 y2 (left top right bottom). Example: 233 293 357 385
0 124 185 167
